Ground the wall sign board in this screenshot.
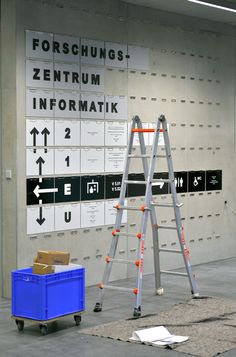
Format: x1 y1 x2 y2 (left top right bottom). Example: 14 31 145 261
81 175 105 201
55 203 80 231
188 171 206 192
206 170 222 191
174 171 188 193
105 174 123 199
152 172 169 195
27 177 55 205
55 176 81 203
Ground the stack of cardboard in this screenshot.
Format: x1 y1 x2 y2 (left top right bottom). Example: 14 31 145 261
33 250 70 275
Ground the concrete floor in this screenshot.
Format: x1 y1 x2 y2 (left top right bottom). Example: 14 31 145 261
2 257 236 357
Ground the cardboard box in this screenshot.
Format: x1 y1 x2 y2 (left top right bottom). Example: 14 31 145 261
35 250 70 265
33 263 55 275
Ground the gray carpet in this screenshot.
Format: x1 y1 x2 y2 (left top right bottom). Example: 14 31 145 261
80 297 236 357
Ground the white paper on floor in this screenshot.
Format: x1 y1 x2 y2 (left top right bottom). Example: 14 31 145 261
129 326 189 346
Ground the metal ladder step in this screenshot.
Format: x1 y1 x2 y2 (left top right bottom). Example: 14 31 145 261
100 284 135 293
124 180 146 185
152 179 171 183
106 257 139 266
114 204 149 211
157 225 178 230
159 248 182 254
112 231 142 238
160 270 188 277
128 154 151 158
152 202 183 208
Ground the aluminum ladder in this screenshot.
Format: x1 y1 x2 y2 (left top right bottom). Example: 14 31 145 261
94 114 199 317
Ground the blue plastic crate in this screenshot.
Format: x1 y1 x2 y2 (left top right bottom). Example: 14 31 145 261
12 267 85 320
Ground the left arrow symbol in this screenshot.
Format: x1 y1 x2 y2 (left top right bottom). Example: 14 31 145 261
36 207 45 225
33 185 58 198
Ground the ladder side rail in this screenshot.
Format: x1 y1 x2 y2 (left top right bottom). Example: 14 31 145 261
147 120 162 295
95 116 141 309
161 115 198 296
134 121 162 311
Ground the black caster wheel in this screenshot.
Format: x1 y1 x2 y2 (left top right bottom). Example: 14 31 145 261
133 307 141 318
39 324 48 336
16 320 24 332
74 315 81 326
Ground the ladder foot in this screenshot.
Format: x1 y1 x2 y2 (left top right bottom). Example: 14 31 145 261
192 292 200 299
94 302 102 312
133 306 141 318
156 287 164 296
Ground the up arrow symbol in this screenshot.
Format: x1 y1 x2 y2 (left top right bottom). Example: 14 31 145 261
36 156 45 176
30 127 39 152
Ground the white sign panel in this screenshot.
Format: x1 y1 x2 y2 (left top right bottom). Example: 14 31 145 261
80 201 105 228
80 93 105 119
105 147 126 172
54 62 80 90
26 59 54 88
27 206 54 235
55 203 80 231
26 88 54 117
105 121 127 146
128 45 149 71
105 199 127 225
81 148 104 173
81 38 105 66
26 119 54 147
54 148 80 175
54 34 80 63
54 90 80 118
105 42 128 68
55 120 80 146
81 65 104 92
26 30 53 60
26 148 54 176
80 120 104 146
105 95 127 120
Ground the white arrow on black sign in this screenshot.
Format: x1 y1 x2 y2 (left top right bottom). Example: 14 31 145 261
152 182 164 189
33 184 58 198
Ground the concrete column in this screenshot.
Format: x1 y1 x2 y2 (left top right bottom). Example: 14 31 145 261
1 0 17 298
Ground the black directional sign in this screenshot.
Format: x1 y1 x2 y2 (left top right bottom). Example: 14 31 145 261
127 173 145 197
188 171 205 192
105 174 123 199
55 176 80 203
152 172 169 195
27 177 55 205
174 171 188 193
81 175 104 201
206 170 222 191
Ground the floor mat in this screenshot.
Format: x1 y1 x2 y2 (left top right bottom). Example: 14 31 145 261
80 297 236 357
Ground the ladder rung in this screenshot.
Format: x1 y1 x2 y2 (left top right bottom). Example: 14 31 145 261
157 225 177 230
156 155 167 158
124 180 146 185
114 205 149 211
152 179 171 183
152 203 184 208
131 128 156 133
101 284 134 293
114 232 138 238
159 248 182 254
160 270 188 277
108 258 137 265
128 154 151 158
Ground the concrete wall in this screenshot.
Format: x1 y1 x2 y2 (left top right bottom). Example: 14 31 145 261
1 0 236 297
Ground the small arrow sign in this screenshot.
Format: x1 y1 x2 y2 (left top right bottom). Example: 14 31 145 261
41 127 50 147
36 156 45 176
36 206 45 225
152 182 164 189
33 184 58 198
30 127 39 147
